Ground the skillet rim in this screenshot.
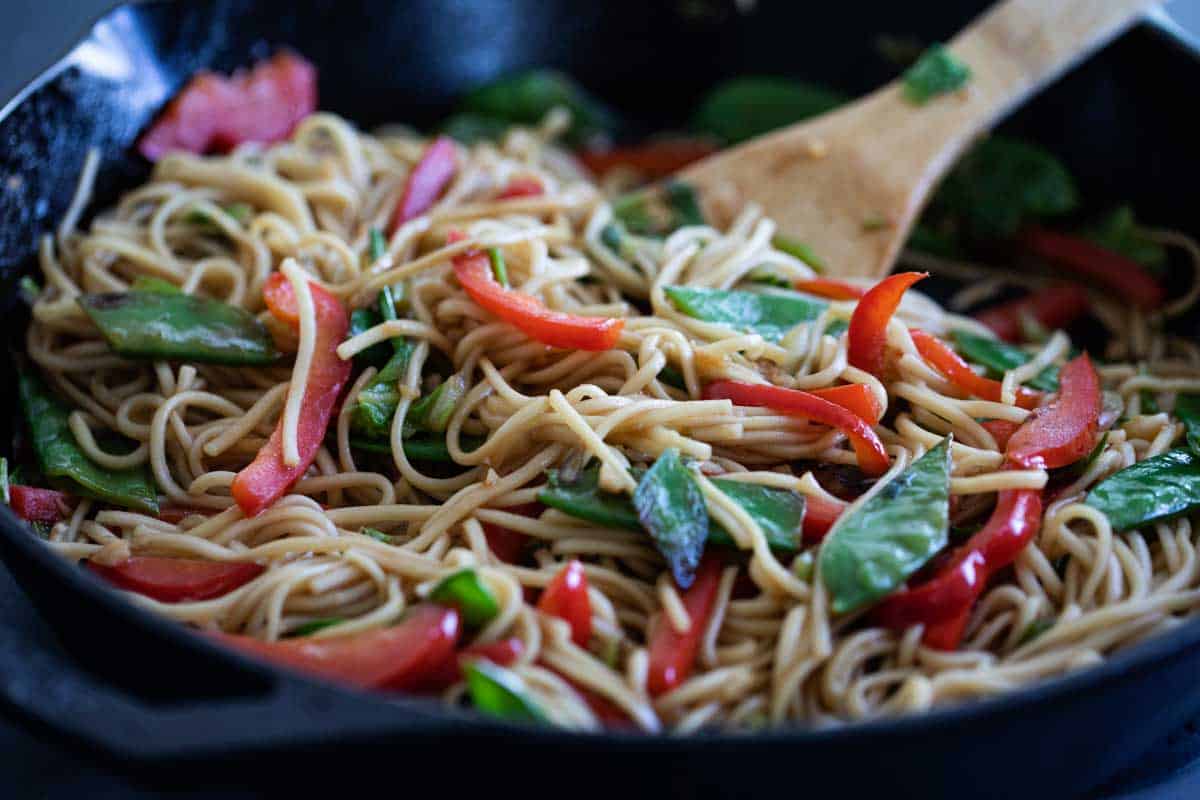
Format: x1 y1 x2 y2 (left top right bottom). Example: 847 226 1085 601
2 0 1200 752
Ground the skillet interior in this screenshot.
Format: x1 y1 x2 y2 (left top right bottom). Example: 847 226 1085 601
2 0 1200 795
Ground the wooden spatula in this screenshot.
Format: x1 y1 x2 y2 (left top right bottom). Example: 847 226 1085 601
678 0 1160 279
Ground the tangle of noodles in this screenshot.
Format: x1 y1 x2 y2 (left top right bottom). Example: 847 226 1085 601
20 109 1200 733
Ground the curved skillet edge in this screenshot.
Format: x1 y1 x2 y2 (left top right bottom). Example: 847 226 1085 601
2 1 1200 796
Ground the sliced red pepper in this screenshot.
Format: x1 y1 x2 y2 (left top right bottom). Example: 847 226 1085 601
703 380 889 477
138 52 317 161
496 177 544 200
802 494 846 543
214 604 460 691
873 488 1042 649
577 138 717 179
232 273 351 517
808 383 884 424
646 554 723 696
848 272 927 377
88 556 264 603
1020 227 1163 310
390 136 457 233
419 637 525 692
453 251 624 351
482 503 539 564
1006 353 1100 470
794 278 866 301
981 419 1021 450
910 329 1041 410
537 560 592 647
7 486 73 523
974 284 1090 343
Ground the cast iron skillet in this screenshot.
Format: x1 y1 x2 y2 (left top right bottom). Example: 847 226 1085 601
2 1 1200 796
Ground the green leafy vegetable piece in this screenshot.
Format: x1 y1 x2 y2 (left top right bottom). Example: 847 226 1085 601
772 234 826 272
539 466 642 530
612 180 704 238
903 43 971 104
950 330 1059 392
352 340 416 438
17 368 158 513
440 112 512 144
408 374 467 433
78 292 280 366
824 319 849 338
460 70 616 145
288 618 344 637
348 307 391 370
664 285 827 342
361 527 396 544
130 276 181 294
369 227 389 264
931 136 1078 240
657 364 687 391
706 479 805 552
1175 394 1200 456
1086 449 1200 531
465 660 547 724
488 248 509 288
351 433 484 462
633 449 709 587
692 77 846 144
430 568 500 627
820 436 953 614
1083 206 1167 274
187 202 251 229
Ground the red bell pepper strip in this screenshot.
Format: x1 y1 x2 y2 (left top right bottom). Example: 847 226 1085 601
214 604 460 691
974 284 1090 343
1020 227 1164 310
482 503 541 564
794 278 866 301
646 554 723 696
981 419 1021 451
232 273 351 517
910 329 1041 410
848 272 927 377
537 560 592 647
703 380 889 477
419 637 525 692
808 383 884 424
7 486 73 523
453 251 624 351
138 52 317 161
88 556 264 602
1006 353 1100 470
802 494 847 543
577 138 717 179
390 136 457 233
873 488 1042 649
497 177 544 200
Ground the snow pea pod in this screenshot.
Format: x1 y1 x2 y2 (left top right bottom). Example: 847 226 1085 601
407 374 467 433
430 568 499 628
465 660 547 724
1085 449 1200 532
820 436 953 614
78 291 279 366
17 368 158 514
612 180 704 238
665 286 828 343
634 448 708 588
352 339 416 438
1173 394 1200 455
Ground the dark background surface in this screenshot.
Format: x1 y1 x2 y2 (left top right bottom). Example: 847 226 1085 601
3 0 1200 797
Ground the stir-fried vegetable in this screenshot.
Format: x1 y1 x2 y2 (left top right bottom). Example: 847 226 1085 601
691 77 846 144
664 286 828 342
288 618 345 638
809 384 884 424
633 449 708 588
7 485 73 523
646 554 723 695
440 111 511 144
1174 395 1200 455
794 278 864 301
89 556 264 603
903 44 971 104
611 181 705 237
390 136 457 232
430 569 500 628
848 272 927 377
453 250 624 351
705 380 890 477
1085 449 1200 532
820 436 953 613
78 291 280 366
537 560 592 647
407 374 467 433
910 329 1041 409
1019 227 1164 310
215 604 461 691
461 70 616 146
1083 206 1167 273
974 285 1090 343
950 330 1060 392
17 368 158 514
423 638 525 691
351 432 485 463
231 273 351 517
465 659 548 723
130 275 183 294
772 234 826 272
1006 354 1100 470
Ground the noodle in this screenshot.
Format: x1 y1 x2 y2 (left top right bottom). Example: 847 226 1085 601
17 108 1200 734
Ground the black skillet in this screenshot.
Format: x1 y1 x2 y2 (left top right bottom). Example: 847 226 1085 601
2 1 1200 796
